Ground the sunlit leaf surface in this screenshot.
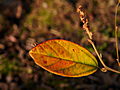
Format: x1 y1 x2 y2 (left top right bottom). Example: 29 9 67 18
29 39 98 77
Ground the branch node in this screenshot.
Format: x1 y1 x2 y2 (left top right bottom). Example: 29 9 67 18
101 68 107 72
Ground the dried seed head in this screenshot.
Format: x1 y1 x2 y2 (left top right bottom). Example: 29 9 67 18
77 5 92 39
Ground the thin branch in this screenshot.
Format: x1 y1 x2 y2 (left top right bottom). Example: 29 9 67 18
88 39 120 74
87 39 106 68
114 1 120 66
77 5 120 74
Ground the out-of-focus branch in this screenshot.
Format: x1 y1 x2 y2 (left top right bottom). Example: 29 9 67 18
114 1 120 66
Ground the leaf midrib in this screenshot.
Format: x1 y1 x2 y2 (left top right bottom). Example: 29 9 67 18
49 41 98 67
30 52 98 68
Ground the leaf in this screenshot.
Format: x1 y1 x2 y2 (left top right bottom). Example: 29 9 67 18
29 39 98 77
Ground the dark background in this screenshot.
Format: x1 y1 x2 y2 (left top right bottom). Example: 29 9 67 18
0 0 120 90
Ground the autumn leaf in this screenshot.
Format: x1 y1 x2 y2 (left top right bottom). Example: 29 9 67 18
29 39 98 77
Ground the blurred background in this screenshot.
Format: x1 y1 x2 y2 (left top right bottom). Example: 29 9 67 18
0 0 120 90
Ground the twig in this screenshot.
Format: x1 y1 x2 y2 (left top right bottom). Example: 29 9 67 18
77 5 120 74
88 39 120 74
114 1 120 66
87 39 106 68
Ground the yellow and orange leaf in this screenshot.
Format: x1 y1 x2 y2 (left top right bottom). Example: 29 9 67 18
29 39 98 77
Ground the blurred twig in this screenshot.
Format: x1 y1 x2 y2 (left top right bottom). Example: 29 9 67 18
114 1 120 66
